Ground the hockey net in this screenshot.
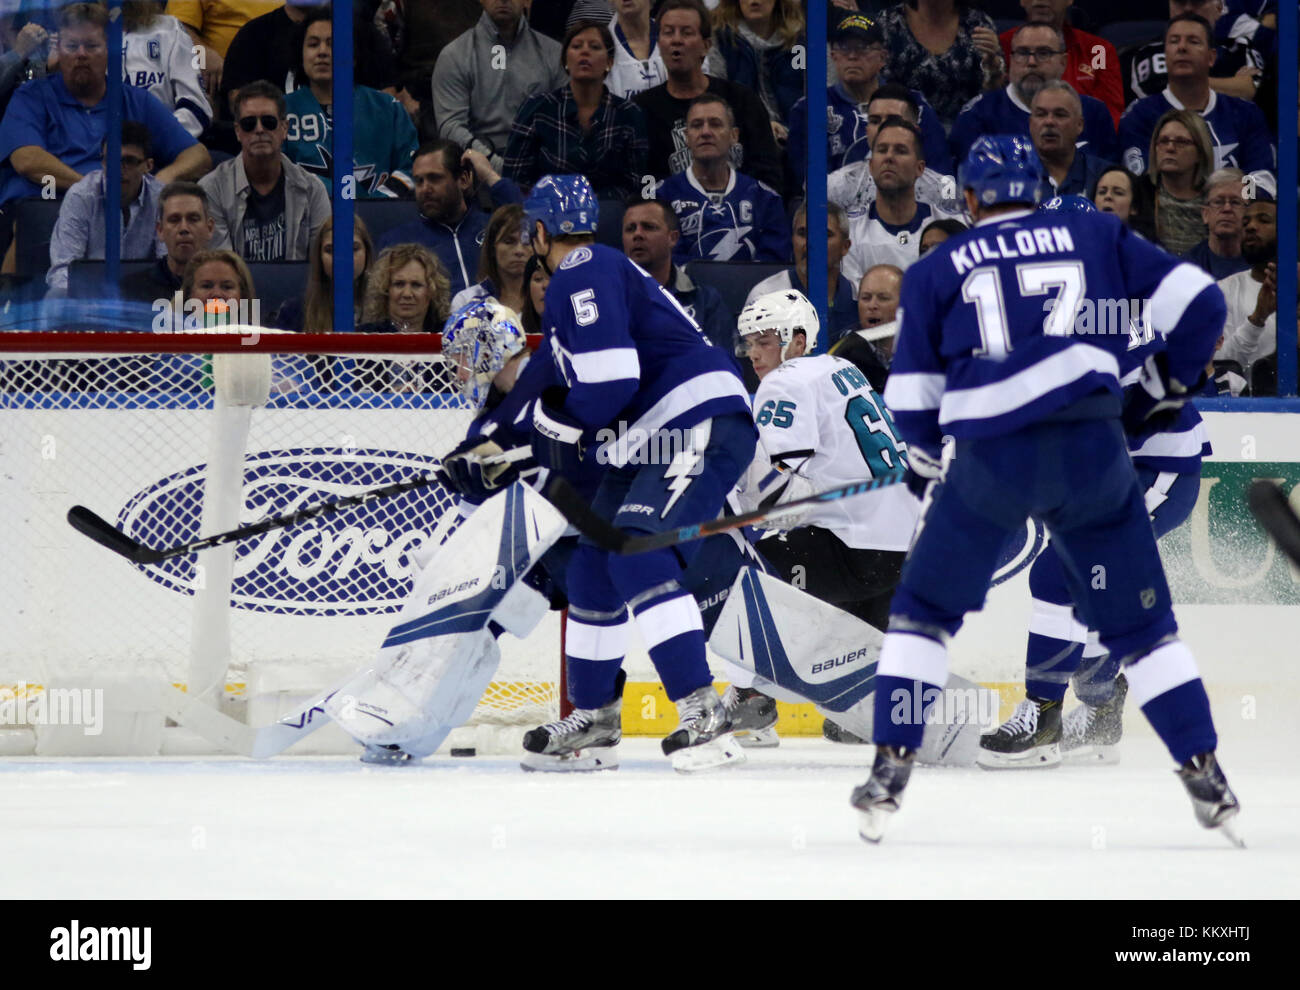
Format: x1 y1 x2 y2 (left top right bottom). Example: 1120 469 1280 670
0 330 559 753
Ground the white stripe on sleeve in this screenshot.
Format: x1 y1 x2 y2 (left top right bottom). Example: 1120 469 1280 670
1147 263 1216 337
883 371 946 411
940 346 1119 423
571 347 641 384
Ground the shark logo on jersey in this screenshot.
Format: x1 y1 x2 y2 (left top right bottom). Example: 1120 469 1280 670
120 449 446 615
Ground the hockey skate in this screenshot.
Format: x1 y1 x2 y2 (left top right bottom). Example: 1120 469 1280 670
360 743 414 766
661 685 746 772
520 672 624 772
822 718 869 744
850 745 916 843
1177 751 1244 848
723 685 779 748
976 697 1062 769
1061 674 1127 765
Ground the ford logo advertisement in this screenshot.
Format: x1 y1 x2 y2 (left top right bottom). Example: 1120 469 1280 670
116 448 447 616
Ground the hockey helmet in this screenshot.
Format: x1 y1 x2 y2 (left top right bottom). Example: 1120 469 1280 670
442 298 529 409
1040 194 1097 214
738 289 820 361
522 174 599 240
959 135 1048 209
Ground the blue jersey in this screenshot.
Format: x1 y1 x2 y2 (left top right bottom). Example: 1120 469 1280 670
1118 89 1275 178
884 209 1223 453
655 168 791 264
542 244 752 467
948 85 1119 169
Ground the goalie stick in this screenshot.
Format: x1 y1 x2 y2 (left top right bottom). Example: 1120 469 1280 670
1248 480 1300 568
545 467 908 554
66 447 530 566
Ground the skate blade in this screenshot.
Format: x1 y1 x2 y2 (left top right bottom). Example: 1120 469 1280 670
735 726 780 749
520 747 619 773
1215 819 1246 849
1061 744 1120 766
856 807 894 843
669 733 746 773
976 743 1061 770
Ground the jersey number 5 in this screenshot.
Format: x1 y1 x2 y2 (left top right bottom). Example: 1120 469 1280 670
962 261 1086 359
570 289 599 326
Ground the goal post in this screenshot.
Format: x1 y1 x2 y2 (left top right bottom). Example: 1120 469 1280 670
0 331 560 755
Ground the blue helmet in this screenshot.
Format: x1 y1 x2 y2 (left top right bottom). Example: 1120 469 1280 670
959 135 1048 208
523 174 599 239
1040 194 1097 214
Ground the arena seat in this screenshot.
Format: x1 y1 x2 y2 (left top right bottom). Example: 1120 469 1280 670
1097 20 1166 53
686 260 790 325
13 198 62 280
596 198 626 249
67 260 154 299
356 199 418 244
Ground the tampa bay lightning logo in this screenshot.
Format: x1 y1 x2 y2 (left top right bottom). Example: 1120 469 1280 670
991 518 1047 586
559 246 592 269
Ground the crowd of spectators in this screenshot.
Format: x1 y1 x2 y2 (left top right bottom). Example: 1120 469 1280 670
0 0 1289 393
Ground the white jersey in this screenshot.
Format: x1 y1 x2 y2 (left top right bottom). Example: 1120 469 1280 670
605 14 667 98
841 198 963 287
740 354 920 551
827 160 962 219
124 15 213 139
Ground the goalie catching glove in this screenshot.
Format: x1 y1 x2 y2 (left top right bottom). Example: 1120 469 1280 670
437 436 521 504
531 387 586 475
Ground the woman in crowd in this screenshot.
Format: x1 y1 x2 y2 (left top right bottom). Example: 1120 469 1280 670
876 0 1005 131
275 215 376 332
607 0 667 99
284 8 419 200
449 205 530 317
360 243 451 334
706 0 805 139
1146 109 1214 256
183 248 254 319
503 19 647 200
520 254 549 335
1090 165 1158 243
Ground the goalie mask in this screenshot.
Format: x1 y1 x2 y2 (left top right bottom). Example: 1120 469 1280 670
737 289 820 361
442 299 529 409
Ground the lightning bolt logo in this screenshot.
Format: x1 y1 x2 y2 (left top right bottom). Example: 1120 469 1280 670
709 225 754 261
662 426 709 517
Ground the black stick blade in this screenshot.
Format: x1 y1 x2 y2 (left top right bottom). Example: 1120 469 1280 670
544 477 628 552
1248 480 1300 568
66 505 163 565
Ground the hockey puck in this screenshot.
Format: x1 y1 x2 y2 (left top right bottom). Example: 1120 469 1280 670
450 747 477 757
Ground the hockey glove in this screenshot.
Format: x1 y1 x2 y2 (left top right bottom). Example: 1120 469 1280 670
759 469 817 532
531 388 586 475
904 444 944 499
437 436 521 504
1121 352 1205 435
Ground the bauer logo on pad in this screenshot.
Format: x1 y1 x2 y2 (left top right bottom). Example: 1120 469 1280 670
117 448 449 616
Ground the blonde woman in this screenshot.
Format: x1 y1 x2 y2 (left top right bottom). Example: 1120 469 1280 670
706 0 806 135
275 214 375 332
1147 109 1214 256
360 243 451 333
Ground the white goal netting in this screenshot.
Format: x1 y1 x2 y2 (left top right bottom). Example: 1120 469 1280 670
0 331 559 753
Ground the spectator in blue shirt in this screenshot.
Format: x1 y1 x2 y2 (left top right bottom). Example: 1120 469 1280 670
503 18 647 200
1029 81 1115 198
1182 167 1252 279
46 120 164 295
375 139 523 299
0 4 209 255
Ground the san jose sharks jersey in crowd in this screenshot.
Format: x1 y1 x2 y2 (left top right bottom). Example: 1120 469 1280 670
543 244 752 468
284 85 418 199
741 354 920 551
948 85 1119 167
787 82 953 183
884 209 1223 454
123 14 213 139
655 167 791 264
1118 88 1275 178
841 198 963 287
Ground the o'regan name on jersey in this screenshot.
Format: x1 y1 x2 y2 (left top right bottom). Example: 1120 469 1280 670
949 225 1076 275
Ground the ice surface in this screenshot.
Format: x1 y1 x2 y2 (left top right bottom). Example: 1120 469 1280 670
4 731 1294 899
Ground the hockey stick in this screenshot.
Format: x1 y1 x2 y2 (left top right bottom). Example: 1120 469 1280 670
66 447 531 566
545 467 909 555
1247 480 1300 568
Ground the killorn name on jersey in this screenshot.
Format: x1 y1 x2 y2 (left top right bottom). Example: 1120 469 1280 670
949 225 1076 275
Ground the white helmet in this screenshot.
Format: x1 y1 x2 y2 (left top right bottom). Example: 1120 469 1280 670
737 289 819 362
442 298 528 408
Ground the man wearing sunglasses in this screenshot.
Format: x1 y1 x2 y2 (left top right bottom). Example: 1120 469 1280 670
198 80 329 262
45 121 164 296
